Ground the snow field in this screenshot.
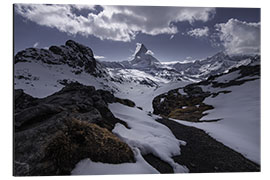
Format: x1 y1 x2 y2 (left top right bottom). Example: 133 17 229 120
172 79 260 164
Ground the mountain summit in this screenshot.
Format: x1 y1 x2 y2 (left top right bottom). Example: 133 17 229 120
134 43 148 57
129 43 160 69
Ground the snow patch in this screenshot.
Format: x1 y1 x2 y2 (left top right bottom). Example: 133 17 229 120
214 70 241 83
146 50 154 56
71 148 159 175
160 97 165 103
109 103 189 173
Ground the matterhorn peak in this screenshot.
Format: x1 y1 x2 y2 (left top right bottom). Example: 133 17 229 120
134 43 147 56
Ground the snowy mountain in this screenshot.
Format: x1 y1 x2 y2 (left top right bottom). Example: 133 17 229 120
102 44 259 82
102 43 160 70
167 52 259 79
14 40 171 97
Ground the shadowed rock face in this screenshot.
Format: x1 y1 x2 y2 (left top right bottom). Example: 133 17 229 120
14 82 135 176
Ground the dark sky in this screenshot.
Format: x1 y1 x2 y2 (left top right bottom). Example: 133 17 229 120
13 5 260 62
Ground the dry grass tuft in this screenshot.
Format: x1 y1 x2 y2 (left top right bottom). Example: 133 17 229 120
44 118 134 175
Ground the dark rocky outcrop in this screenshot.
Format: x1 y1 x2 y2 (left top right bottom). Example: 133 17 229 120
152 87 213 122
15 40 106 77
14 82 135 176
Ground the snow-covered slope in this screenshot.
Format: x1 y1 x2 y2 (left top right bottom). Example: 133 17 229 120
162 64 261 164
14 40 173 98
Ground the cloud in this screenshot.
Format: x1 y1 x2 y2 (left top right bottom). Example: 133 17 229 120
94 55 105 59
187 26 209 38
33 42 39 48
215 18 260 55
15 4 215 42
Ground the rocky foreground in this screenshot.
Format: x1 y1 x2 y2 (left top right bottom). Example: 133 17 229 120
14 82 135 176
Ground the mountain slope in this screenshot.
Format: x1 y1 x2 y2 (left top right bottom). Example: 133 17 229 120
152 63 260 164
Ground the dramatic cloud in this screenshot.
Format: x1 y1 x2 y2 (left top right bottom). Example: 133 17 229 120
215 18 260 55
15 4 215 42
187 26 209 38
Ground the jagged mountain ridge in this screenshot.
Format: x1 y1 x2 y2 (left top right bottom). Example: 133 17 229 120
168 52 260 79
102 43 162 70
102 44 259 81
15 40 106 77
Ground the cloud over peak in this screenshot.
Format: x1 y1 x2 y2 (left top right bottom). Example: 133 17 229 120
15 4 215 42
215 18 260 55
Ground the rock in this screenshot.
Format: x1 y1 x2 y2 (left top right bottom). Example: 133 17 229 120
15 104 64 131
153 84 212 121
14 89 38 113
14 82 136 176
65 40 94 58
15 40 104 76
115 97 136 107
14 118 135 176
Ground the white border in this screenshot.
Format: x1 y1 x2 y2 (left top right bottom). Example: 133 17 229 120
1 0 269 180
